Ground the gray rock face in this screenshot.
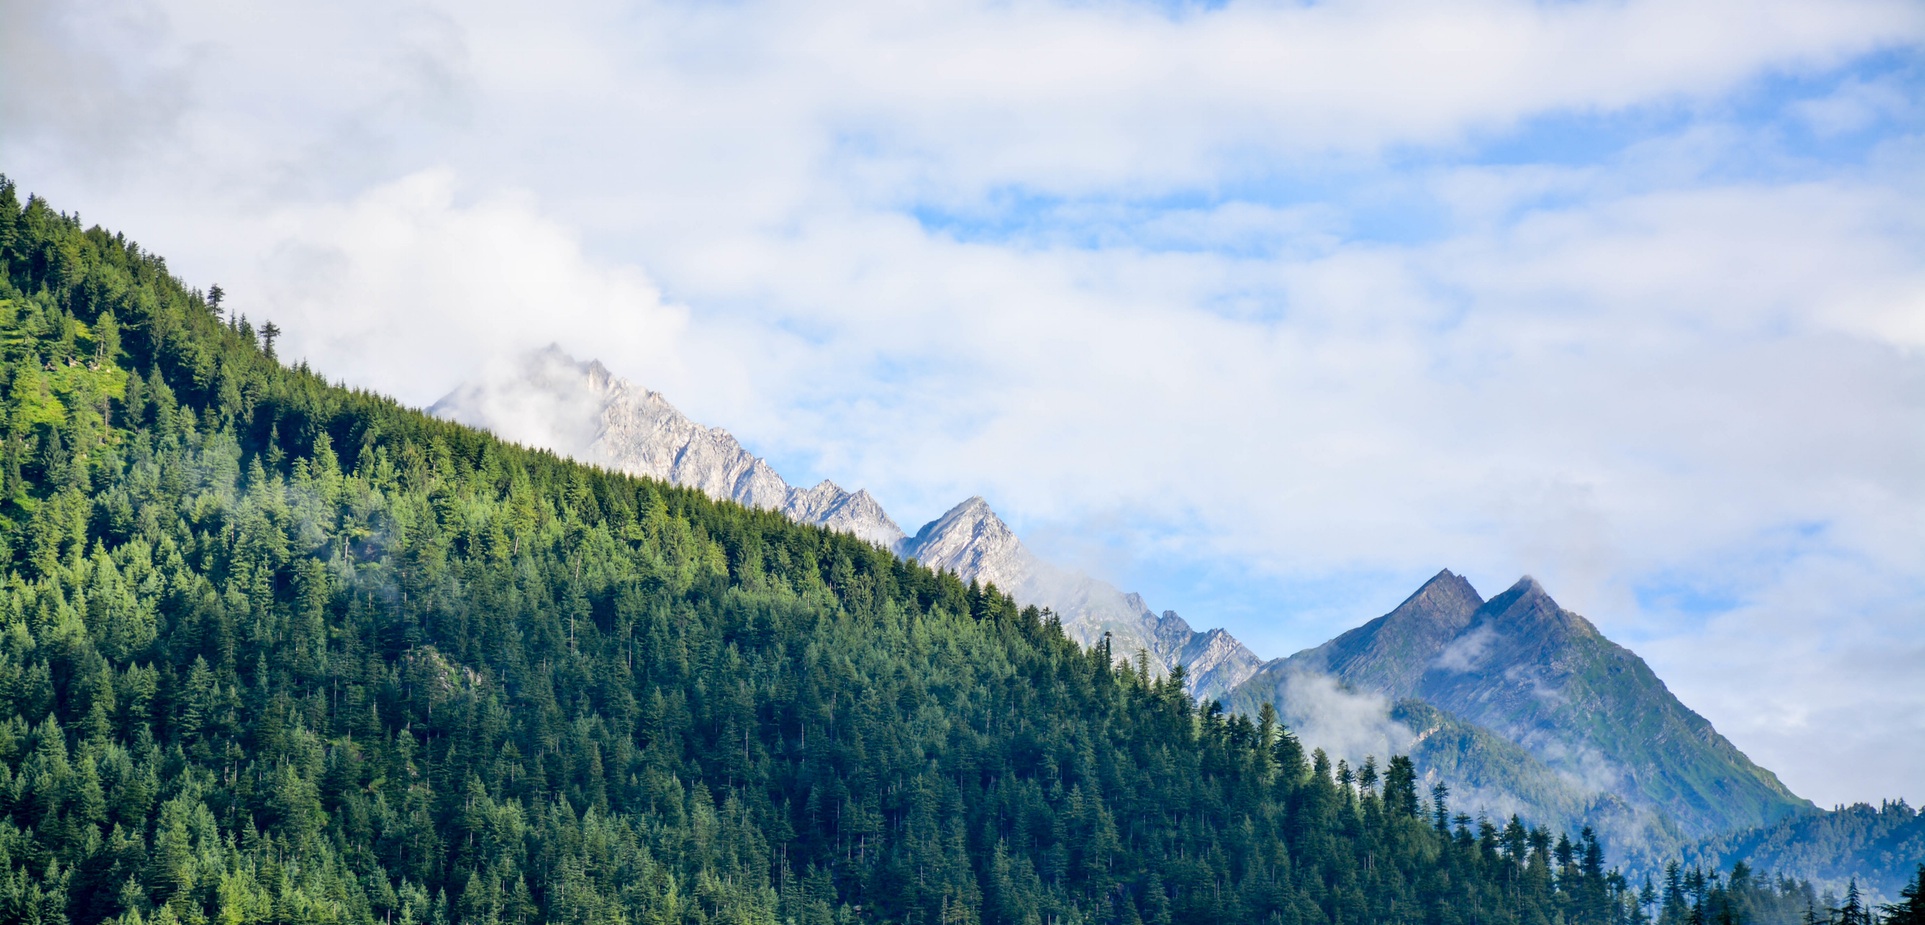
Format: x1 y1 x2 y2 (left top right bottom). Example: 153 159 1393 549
900 497 1034 591
432 347 1263 699
1176 627 1265 700
898 498 1261 698
430 346 905 549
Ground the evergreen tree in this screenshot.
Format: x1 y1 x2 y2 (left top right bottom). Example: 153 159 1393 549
1882 866 1925 925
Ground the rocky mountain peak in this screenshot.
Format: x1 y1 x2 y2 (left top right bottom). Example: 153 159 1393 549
1472 575 1596 640
1233 569 1809 861
951 496 997 521
1405 569 1484 617
1282 567 1484 699
901 497 1027 591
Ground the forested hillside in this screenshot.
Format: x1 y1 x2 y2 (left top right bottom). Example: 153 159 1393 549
0 177 1781 925
1683 802 1925 902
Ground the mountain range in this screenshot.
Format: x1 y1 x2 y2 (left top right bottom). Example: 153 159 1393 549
434 346 1812 863
432 346 1264 698
4 182 1893 925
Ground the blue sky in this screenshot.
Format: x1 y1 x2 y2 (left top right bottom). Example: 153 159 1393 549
2 0 1921 807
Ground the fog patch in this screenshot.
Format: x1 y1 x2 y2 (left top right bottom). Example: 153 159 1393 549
1277 670 1416 766
1435 624 1498 673
428 346 606 459
1533 737 1627 795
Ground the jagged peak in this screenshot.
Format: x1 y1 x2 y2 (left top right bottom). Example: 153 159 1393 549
1472 575 1599 639
1155 610 1195 635
924 496 1004 530
1349 568 1483 642
1395 568 1484 613
953 495 994 516
1480 575 1551 613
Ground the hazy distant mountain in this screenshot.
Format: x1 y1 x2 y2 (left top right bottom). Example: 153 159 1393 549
432 347 1262 699
897 497 1261 699
1229 569 1811 858
430 347 906 548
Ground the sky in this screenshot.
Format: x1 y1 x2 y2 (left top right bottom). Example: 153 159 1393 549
2 0 1922 808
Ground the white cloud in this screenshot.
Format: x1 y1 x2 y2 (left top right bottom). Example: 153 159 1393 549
1792 75 1917 137
229 170 694 406
1639 550 1925 807
1436 625 1499 673
1278 670 1415 766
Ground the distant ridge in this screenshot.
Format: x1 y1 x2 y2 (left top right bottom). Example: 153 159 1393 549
432 347 1263 699
1682 800 1925 901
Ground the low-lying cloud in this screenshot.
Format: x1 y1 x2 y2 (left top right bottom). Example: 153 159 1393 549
1276 671 1416 767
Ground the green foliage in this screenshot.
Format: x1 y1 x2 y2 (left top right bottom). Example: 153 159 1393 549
0 175 1786 925
1684 802 1925 905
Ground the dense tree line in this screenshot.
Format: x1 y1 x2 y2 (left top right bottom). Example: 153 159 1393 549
1634 861 1925 925
1682 802 1925 905
0 175 1894 925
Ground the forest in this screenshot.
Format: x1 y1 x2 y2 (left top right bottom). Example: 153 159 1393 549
0 175 1919 925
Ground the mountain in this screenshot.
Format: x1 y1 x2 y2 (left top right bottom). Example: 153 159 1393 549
897 496 1262 699
0 178 1651 925
431 346 906 548
1230 569 1812 859
434 347 1264 700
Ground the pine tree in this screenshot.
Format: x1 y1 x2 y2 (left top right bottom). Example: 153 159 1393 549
1884 867 1925 925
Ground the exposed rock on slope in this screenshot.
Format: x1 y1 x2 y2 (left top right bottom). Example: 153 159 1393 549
437 349 1810 866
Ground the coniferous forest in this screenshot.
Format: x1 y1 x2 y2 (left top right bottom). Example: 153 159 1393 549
0 176 1918 925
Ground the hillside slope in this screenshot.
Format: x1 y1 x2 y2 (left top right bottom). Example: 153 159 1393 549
0 179 1648 925
1683 801 1925 902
